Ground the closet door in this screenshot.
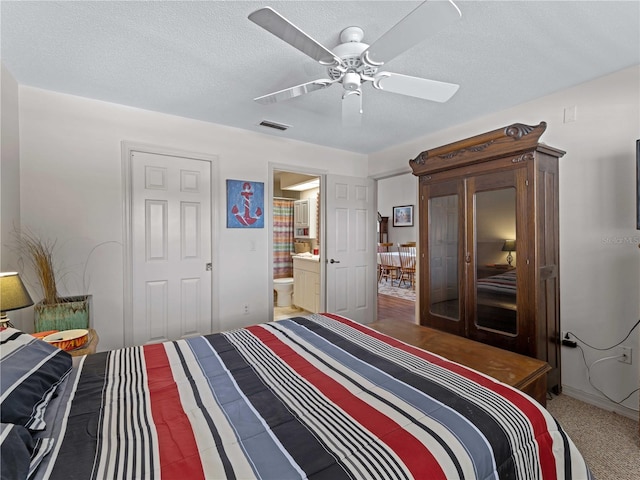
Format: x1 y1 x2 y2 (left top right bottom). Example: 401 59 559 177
420 179 466 336
466 168 533 355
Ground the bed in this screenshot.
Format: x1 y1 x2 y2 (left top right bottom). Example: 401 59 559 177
476 270 518 334
1 314 591 479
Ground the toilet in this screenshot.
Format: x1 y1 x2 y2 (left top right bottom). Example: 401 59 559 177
273 278 294 307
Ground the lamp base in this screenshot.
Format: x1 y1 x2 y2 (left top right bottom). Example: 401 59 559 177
0 313 14 329
506 252 513 266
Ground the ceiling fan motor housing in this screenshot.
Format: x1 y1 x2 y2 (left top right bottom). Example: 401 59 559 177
327 26 378 82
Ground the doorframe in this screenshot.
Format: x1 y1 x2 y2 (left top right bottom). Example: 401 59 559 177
371 169 419 322
121 141 220 347
268 163 327 321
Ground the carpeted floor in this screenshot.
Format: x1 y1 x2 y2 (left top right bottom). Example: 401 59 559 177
546 394 639 480
378 281 416 301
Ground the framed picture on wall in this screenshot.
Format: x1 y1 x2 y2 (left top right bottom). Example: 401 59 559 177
393 205 413 227
226 179 264 228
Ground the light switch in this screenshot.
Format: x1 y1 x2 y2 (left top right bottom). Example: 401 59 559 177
563 106 577 123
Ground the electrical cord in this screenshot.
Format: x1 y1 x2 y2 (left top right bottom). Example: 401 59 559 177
566 318 640 351
577 345 640 408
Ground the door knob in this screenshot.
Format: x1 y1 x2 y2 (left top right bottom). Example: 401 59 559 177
206 263 212 271
329 259 340 264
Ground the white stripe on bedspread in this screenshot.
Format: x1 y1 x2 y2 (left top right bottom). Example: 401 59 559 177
95 347 159 479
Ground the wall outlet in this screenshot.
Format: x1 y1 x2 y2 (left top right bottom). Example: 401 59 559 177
243 303 249 315
618 346 632 364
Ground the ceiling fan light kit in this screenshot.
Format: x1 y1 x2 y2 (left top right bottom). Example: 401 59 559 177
249 0 462 126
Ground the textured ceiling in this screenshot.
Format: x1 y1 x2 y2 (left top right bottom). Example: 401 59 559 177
2 1 639 154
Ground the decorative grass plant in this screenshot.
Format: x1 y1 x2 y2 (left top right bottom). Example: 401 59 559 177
18 228 62 305
14 227 91 331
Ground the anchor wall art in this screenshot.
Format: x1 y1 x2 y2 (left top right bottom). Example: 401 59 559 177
226 179 265 228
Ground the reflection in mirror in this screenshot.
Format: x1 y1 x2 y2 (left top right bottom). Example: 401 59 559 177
429 195 459 320
475 188 517 335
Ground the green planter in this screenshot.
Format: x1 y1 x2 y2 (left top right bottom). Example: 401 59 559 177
34 295 91 332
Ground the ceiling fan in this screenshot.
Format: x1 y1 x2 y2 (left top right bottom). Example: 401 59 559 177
248 0 462 126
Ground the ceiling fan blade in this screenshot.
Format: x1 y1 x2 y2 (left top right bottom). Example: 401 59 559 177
361 0 462 66
248 7 340 66
342 90 362 127
373 72 459 102
254 79 335 105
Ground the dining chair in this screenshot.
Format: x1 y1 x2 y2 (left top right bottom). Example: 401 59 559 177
377 242 394 281
397 245 417 289
379 249 400 285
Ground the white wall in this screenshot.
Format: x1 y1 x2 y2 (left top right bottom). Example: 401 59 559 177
0 65 30 330
377 173 418 245
1 65 20 268
16 86 367 351
369 65 640 416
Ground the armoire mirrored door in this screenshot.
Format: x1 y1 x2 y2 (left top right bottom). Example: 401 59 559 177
466 168 530 353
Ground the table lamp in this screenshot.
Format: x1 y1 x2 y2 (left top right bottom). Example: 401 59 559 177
0 272 34 329
501 239 516 266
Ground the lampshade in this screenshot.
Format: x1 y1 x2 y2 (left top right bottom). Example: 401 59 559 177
501 239 516 252
0 272 34 314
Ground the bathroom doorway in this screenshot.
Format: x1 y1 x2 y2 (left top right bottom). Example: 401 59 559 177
272 169 321 321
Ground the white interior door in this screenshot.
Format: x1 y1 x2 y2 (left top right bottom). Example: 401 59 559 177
325 174 376 324
131 151 212 345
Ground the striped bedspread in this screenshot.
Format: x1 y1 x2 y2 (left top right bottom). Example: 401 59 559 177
477 270 517 296
34 314 591 480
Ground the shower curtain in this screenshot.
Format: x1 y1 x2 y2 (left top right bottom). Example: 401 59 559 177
273 198 294 278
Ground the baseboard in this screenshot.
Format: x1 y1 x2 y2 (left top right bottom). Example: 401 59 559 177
559 385 638 421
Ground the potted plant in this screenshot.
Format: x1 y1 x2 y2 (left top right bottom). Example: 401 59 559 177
17 229 91 332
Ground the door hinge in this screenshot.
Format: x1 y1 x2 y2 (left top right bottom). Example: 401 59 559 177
525 179 529 186
206 263 212 271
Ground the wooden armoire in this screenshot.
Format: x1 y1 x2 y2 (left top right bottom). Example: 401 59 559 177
409 122 565 393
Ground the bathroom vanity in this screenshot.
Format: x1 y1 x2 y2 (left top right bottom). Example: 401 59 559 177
292 255 320 313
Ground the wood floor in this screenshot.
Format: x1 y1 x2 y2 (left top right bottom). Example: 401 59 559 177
377 290 416 323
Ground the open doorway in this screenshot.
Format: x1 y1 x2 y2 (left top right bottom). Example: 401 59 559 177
272 170 321 321
376 172 417 324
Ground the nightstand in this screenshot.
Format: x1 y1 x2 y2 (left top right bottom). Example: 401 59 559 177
68 328 99 356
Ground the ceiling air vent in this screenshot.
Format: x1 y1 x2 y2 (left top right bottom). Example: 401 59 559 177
259 120 290 131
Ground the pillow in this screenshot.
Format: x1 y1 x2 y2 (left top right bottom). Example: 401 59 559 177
0 423 54 480
0 328 72 431
1 422 33 479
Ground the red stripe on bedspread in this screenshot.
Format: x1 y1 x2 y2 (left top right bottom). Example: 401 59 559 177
144 344 205 480
323 314 558 480
247 324 448 479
